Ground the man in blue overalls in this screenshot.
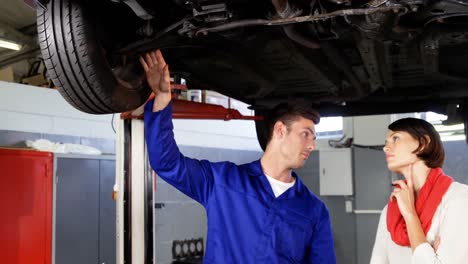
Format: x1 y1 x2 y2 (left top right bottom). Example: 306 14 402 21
141 50 336 264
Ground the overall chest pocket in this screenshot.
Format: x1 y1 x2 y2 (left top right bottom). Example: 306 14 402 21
271 214 312 262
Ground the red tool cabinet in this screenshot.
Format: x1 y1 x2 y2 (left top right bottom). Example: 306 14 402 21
0 148 53 264
0 148 116 264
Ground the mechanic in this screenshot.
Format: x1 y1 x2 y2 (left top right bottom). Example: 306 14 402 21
141 50 336 263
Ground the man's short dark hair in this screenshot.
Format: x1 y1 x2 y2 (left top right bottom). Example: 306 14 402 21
265 102 320 145
388 118 445 168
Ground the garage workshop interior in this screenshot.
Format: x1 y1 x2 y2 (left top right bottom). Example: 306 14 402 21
1 0 468 263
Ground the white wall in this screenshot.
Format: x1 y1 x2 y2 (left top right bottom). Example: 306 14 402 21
0 81 262 151
172 119 261 151
352 115 391 146
0 81 116 139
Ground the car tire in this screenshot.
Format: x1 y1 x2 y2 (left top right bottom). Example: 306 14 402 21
464 101 468 144
465 119 468 144
255 110 268 151
37 0 151 114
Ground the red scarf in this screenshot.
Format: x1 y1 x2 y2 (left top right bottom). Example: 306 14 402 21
386 167 453 246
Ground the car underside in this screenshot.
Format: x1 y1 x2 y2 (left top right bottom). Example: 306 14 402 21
36 0 468 136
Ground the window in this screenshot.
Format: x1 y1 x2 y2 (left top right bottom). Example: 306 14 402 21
414 112 465 142
315 116 344 138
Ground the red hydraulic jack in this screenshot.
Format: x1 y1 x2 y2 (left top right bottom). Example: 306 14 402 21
121 84 262 121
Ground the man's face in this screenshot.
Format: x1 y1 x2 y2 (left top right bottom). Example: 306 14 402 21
279 117 316 169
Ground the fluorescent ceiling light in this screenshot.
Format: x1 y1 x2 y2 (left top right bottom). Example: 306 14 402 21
0 39 22 51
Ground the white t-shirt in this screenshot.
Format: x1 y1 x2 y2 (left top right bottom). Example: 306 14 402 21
265 174 295 198
370 182 468 264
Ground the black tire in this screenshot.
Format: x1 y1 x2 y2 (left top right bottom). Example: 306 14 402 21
255 110 268 151
463 101 468 144
37 0 151 114
464 118 468 144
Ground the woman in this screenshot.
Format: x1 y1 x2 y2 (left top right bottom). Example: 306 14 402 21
370 118 468 263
